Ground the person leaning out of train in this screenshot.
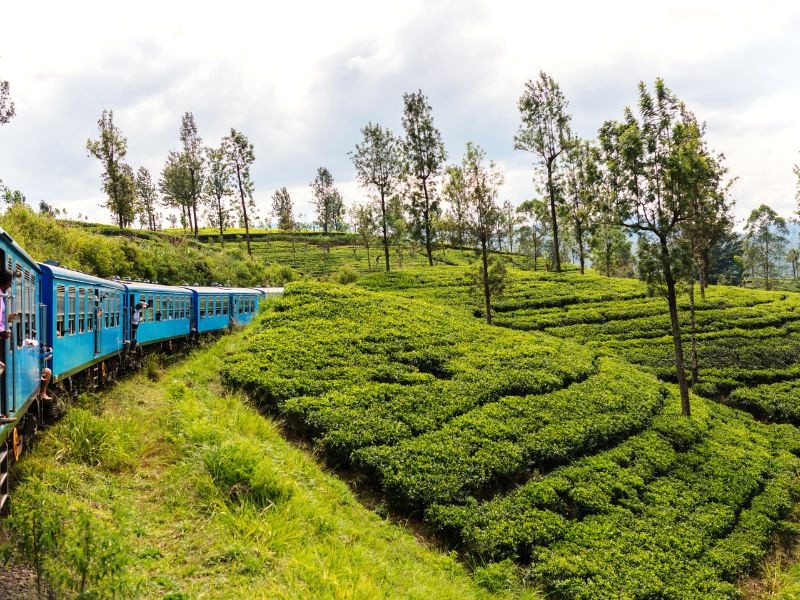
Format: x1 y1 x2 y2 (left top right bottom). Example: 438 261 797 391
22 333 53 401
0 269 15 423
131 298 147 350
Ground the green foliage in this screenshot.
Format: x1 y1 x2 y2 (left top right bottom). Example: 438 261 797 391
0 205 271 285
203 439 293 508
51 408 129 470
331 266 359 285
8 478 136 598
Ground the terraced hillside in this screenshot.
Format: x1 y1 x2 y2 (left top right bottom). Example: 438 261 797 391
223 282 800 598
358 267 800 424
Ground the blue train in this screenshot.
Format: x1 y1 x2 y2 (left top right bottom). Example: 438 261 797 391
0 226 282 511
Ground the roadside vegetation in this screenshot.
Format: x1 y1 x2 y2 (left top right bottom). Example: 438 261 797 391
2 336 533 599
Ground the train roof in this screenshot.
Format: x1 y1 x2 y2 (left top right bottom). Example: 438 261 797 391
182 286 236 294
124 280 193 294
39 262 125 289
253 287 285 295
0 227 41 271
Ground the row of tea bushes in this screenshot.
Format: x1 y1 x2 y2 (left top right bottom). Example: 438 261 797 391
430 393 800 598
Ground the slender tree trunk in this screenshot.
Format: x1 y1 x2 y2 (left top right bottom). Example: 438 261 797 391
661 238 690 415
576 222 585 274
190 169 199 237
421 177 433 267
235 164 252 256
533 235 539 272
217 197 225 248
380 189 390 272
366 242 371 269
699 249 709 300
546 160 561 272
482 237 492 324
689 278 699 386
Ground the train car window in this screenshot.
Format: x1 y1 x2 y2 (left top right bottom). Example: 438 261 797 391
147 295 154 321
238 298 243 314
56 285 65 337
215 296 221 316
104 293 109 328
223 298 228 315
87 289 94 332
23 269 31 339
200 296 206 318
78 288 85 333
68 287 76 335
154 295 161 322
112 293 117 327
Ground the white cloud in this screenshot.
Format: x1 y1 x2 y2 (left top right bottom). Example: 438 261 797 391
1 0 799 226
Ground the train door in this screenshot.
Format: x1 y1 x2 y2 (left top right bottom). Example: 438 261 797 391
93 289 101 355
0 249 6 417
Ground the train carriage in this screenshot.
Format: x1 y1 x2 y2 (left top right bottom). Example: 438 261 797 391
184 287 233 334
230 288 262 327
123 282 192 347
1 229 44 446
39 263 126 383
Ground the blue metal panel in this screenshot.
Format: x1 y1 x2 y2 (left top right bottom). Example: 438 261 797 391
39 264 126 380
1 227 43 442
183 287 234 333
123 283 192 346
231 289 261 326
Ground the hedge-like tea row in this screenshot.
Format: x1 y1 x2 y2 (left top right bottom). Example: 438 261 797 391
429 393 800 598
355 357 665 510
728 380 800 424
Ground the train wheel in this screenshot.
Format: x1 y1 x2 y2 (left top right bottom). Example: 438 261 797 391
11 427 21 462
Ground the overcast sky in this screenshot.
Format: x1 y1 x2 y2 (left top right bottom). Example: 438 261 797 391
1 1 799 229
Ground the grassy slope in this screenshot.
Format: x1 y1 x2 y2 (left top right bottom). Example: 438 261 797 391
4 332 537 599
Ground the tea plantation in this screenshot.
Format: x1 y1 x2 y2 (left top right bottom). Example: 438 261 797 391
223 281 800 598
358 266 800 424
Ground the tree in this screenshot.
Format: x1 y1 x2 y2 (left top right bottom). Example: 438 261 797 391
160 150 193 230
1 181 26 206
460 142 505 324
135 167 158 231
442 165 470 247
271 187 294 230
599 79 719 417
788 248 800 280
500 200 522 253
563 140 601 273
351 122 402 271
744 204 789 290
180 112 205 237
352 201 378 268
310 167 344 234
205 145 232 245
516 199 550 271
222 129 256 256
0 79 14 124
86 110 136 229
401 90 446 266
514 72 573 272
708 230 744 285
589 223 633 277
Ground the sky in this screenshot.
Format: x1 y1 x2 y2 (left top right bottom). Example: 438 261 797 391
1 0 799 229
